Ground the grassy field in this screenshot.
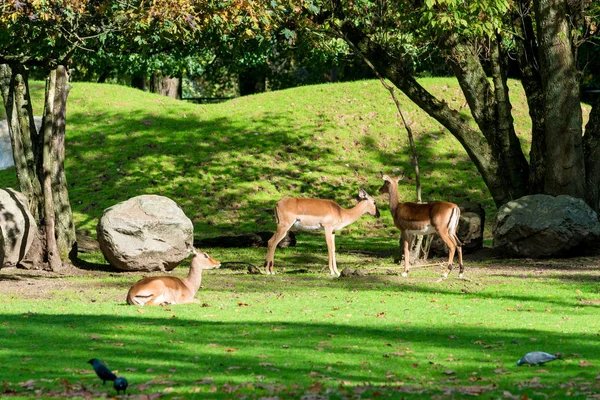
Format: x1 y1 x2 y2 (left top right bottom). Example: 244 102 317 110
1 249 599 399
0 78 506 239
0 79 598 398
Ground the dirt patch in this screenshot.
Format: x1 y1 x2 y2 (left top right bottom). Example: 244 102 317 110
1 249 599 300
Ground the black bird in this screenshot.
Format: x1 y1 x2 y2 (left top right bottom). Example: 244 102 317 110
88 358 117 384
114 377 128 394
516 351 560 366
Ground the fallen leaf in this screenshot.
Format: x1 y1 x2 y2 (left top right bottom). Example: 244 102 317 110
307 381 324 393
238 302 249 307
443 370 455 375
225 347 237 353
579 360 595 367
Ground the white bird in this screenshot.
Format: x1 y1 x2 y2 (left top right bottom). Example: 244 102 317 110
516 351 560 366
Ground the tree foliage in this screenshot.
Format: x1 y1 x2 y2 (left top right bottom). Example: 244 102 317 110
0 0 272 269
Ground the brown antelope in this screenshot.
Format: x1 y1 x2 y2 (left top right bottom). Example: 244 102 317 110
126 248 220 305
379 173 464 277
264 188 380 276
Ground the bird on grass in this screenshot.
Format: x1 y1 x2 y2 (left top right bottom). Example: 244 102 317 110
114 377 128 394
88 358 117 384
516 351 561 366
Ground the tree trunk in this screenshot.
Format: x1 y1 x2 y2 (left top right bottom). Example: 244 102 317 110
0 63 76 270
42 70 62 270
583 100 600 212
150 72 181 99
534 0 585 198
131 73 148 91
46 66 76 260
513 0 547 194
0 63 44 219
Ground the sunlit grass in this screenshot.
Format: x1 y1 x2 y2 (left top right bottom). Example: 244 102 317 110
1 246 599 398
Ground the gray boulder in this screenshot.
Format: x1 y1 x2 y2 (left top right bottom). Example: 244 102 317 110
97 195 193 271
430 202 485 256
0 188 37 268
493 194 600 257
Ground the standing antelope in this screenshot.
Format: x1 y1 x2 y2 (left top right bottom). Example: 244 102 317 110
379 173 464 277
126 248 220 305
264 188 380 276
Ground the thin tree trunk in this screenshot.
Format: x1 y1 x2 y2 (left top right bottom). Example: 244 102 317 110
41 70 62 270
48 66 76 260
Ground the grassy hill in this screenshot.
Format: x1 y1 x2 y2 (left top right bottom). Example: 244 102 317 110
0 78 553 241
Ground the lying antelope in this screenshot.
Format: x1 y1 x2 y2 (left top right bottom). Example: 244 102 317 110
126 248 220 305
264 188 380 276
379 173 464 277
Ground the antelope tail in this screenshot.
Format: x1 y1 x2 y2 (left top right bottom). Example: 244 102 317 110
447 206 462 247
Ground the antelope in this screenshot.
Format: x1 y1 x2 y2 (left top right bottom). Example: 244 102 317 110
126 248 220 305
264 188 380 276
379 173 464 277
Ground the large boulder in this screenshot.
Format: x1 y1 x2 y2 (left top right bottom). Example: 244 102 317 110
430 202 485 256
0 188 37 268
97 195 193 271
493 194 600 257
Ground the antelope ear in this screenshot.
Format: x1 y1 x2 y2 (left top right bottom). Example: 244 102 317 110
397 172 405 182
190 247 198 255
358 188 368 198
381 173 392 182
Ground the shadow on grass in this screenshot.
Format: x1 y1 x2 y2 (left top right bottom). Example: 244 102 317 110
0 311 598 397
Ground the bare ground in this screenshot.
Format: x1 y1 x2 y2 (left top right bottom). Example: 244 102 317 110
1 248 599 301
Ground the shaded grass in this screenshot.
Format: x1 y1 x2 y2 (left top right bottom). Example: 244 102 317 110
1 249 600 398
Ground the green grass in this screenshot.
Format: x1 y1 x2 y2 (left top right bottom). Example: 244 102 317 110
1 248 600 398
0 79 597 398
0 78 509 239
